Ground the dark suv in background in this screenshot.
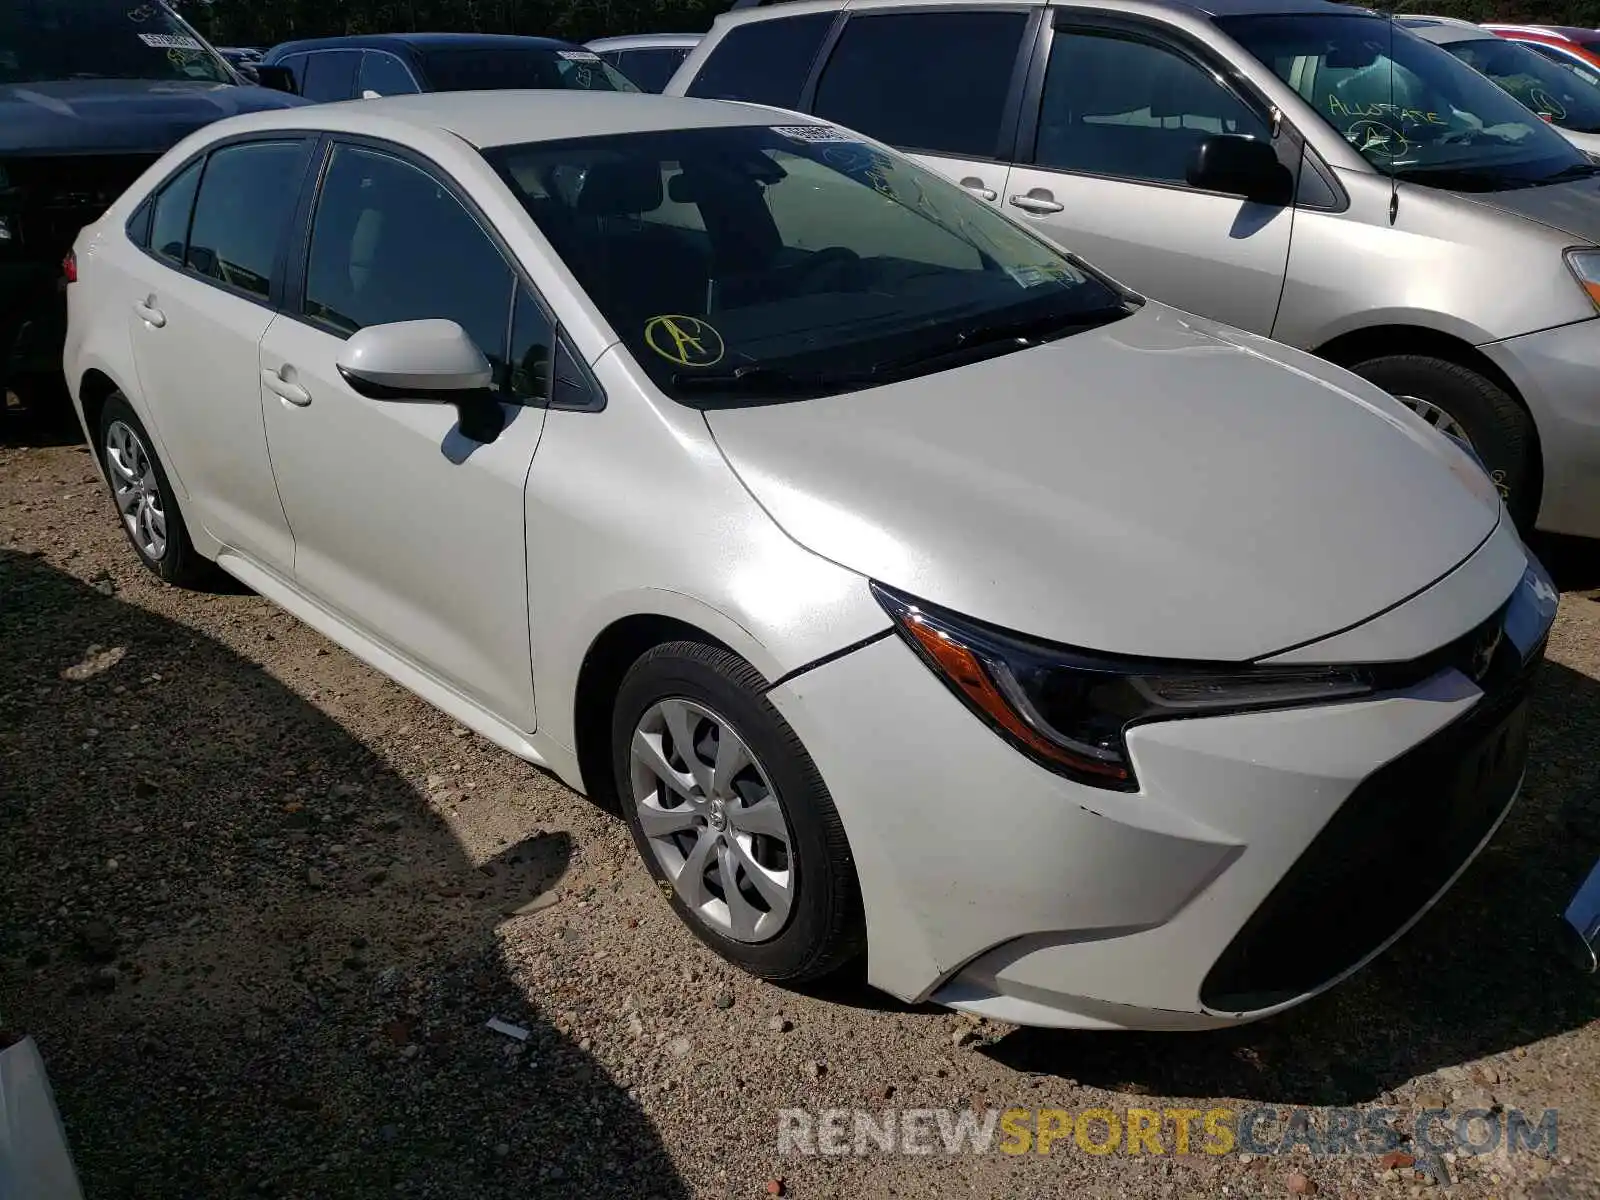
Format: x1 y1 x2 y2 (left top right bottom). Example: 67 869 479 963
1 0 303 417
255 33 640 101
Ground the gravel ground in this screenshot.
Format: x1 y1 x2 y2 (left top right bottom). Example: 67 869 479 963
3 423 1600 1200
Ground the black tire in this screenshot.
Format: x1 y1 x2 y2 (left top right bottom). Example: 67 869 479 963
1351 354 1538 530
96 393 213 587
611 640 865 982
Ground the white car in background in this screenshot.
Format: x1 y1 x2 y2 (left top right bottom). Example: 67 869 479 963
62 92 1556 1029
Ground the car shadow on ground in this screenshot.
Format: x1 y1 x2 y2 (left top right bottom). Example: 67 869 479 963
0 549 688 1199
2 375 84 449
985 657 1600 1105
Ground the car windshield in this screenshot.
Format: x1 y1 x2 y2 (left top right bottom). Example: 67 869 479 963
421 47 637 93
1441 35 1600 134
0 0 233 86
486 125 1133 405
1219 13 1587 190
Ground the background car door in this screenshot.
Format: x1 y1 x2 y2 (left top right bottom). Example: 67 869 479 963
127 138 312 576
258 142 552 729
299 49 362 101
1004 21 1293 334
810 8 1035 210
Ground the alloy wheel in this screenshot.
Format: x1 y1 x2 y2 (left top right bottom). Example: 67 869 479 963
629 698 796 943
104 419 167 561
1396 393 1473 449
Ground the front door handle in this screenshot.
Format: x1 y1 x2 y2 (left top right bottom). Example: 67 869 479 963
262 367 311 407
959 176 998 202
133 298 166 328
1009 191 1065 215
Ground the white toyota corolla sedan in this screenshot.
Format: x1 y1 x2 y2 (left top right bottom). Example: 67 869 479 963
64 92 1558 1030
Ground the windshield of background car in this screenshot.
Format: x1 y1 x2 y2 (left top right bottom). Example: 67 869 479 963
486 125 1130 404
1443 35 1600 134
1219 13 1585 189
420 47 638 92
0 0 233 85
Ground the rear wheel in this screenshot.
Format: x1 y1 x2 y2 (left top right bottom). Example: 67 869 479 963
1351 354 1538 530
97 393 212 587
612 640 864 982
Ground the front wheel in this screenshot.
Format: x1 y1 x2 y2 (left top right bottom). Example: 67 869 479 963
612 640 864 982
1351 354 1538 530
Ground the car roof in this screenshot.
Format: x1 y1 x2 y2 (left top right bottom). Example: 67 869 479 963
265 32 579 58
1396 14 1496 44
205 89 810 150
1482 23 1600 40
723 0 1366 20
586 33 703 51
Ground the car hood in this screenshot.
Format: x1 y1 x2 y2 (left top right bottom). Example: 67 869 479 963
704 305 1502 661
1450 171 1600 242
0 79 308 155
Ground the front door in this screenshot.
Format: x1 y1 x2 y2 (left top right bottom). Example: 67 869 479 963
1003 21 1294 334
259 141 554 728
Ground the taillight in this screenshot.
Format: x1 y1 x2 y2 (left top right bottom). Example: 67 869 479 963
62 250 77 283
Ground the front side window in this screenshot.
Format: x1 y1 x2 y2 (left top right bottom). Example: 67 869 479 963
1220 13 1585 189
149 160 201 265
357 50 419 97
487 124 1131 406
1442 36 1600 134
1037 30 1269 183
685 15 833 108
303 145 514 388
420 47 637 92
814 12 1030 159
0 0 232 85
186 141 310 298
300 49 361 102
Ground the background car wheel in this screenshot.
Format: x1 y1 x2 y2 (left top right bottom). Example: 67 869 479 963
612 640 864 982
97 393 212 587
1351 354 1538 530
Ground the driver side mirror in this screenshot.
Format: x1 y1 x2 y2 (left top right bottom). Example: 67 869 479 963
254 64 298 94
337 319 506 442
1187 135 1295 206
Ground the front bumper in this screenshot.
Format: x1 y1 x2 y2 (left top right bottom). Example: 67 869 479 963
767 535 1553 1030
1482 317 1600 539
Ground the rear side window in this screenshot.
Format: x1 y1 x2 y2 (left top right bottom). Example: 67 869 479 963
301 49 361 101
185 141 310 299
686 14 833 107
618 47 692 93
148 160 201 266
813 11 1030 159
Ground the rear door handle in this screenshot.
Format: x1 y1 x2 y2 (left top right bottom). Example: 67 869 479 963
262 367 311 407
959 176 998 202
133 298 166 328
1009 192 1065 215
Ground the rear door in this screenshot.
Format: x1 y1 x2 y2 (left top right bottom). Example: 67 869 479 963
1002 16 1294 333
125 137 314 575
808 7 1038 210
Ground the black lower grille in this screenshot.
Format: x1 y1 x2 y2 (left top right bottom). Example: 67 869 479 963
1200 644 1544 1013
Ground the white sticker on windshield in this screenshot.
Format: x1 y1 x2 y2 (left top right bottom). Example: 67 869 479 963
558 50 602 62
138 33 202 50
1005 265 1057 289
771 124 856 144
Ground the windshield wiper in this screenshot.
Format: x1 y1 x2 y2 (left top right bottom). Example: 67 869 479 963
865 302 1137 377
672 365 873 396
1540 161 1600 184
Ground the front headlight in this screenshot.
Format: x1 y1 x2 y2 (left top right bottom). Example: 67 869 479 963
873 583 1373 791
1565 248 1600 311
